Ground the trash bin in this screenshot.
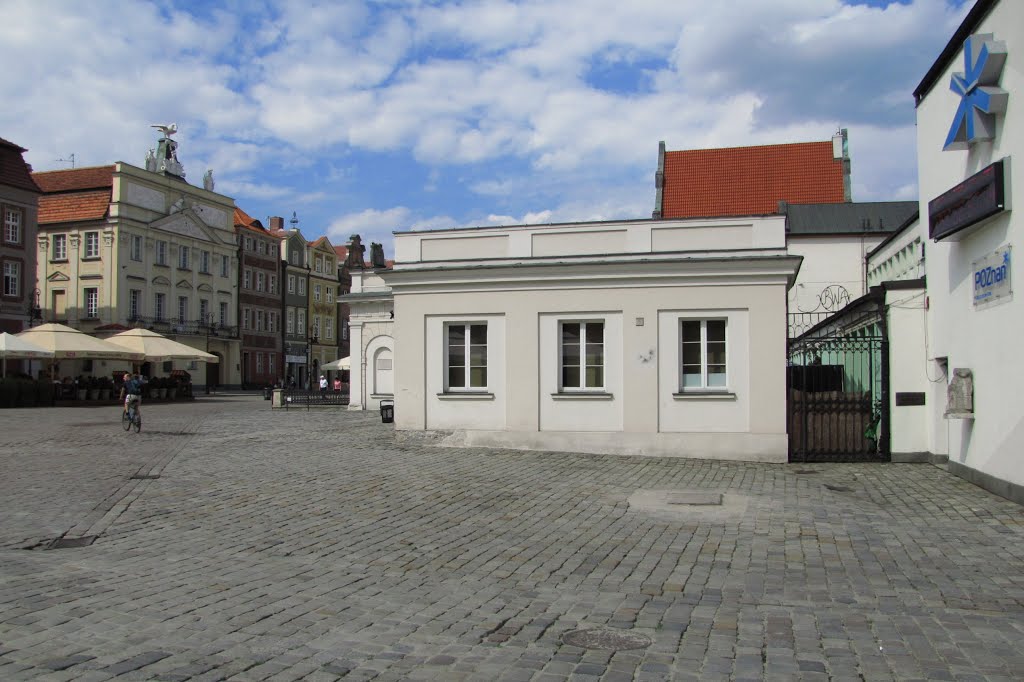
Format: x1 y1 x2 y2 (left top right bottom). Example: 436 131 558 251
263 386 272 400
379 399 394 423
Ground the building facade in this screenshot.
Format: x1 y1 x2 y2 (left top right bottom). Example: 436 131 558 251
32 132 241 387
273 219 311 388
910 0 1022 501
382 217 800 462
307 236 339 382
0 138 41 342
236 208 282 387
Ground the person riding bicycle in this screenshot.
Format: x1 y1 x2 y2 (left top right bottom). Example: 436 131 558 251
120 372 143 418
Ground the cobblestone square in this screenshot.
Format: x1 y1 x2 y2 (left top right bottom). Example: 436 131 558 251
1 396 1022 680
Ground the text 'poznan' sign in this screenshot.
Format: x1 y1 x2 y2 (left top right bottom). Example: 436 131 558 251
973 245 1012 307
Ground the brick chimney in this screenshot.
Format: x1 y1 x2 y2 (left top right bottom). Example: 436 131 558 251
269 216 284 231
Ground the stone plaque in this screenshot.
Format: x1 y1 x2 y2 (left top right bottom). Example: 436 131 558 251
945 368 974 419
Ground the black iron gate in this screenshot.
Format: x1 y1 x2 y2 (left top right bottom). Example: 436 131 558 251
788 332 889 462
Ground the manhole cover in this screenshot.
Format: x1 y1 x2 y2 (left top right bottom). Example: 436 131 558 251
666 491 722 506
561 628 651 650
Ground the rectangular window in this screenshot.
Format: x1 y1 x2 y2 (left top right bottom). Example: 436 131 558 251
287 275 295 294
269 275 277 295
243 308 250 330
681 319 727 389
315 256 322 273
312 315 321 338
155 293 166 321
257 272 265 292
51 234 67 260
130 235 143 261
298 278 306 296
201 250 210 273
267 311 275 333
446 323 487 390
256 353 263 373
129 289 141 319
199 299 209 323
560 321 604 390
220 254 229 277
325 318 333 340
178 296 188 323
256 310 264 331
245 237 253 252
314 283 321 302
85 288 99 318
84 231 100 258
3 261 20 297
219 301 228 326
3 206 22 244
297 309 306 334
342 319 349 341
287 308 295 334
156 241 168 265
178 245 189 269
269 353 276 375
326 287 333 303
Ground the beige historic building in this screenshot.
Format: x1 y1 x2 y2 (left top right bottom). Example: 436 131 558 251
307 235 339 382
32 131 241 387
0 137 41 341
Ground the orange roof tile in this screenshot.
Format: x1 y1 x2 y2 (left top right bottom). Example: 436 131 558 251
38 190 110 224
234 206 269 234
0 138 41 193
32 165 114 193
660 141 844 219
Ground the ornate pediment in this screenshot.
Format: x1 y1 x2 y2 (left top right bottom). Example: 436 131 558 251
47 271 70 282
149 208 224 243
152 275 171 286
197 283 214 293
176 279 193 289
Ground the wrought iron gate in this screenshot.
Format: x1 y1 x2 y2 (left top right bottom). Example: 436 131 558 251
788 332 889 462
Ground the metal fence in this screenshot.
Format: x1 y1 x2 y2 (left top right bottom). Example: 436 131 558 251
282 389 350 409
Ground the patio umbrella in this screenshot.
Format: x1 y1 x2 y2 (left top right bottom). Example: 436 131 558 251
321 356 350 371
0 332 55 377
18 323 145 361
103 328 219 363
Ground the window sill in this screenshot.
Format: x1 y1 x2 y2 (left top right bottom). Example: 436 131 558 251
673 391 737 401
551 391 614 400
49 259 68 264
437 391 495 401
81 256 101 261
154 263 169 268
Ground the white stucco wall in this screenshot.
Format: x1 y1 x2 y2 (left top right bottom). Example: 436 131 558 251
916 1 1022 490
884 288 931 455
787 235 883 313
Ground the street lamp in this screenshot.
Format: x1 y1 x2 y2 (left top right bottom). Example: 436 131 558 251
307 329 319 391
26 288 42 327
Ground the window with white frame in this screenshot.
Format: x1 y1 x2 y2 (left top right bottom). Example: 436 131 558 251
287 308 295 334
129 289 141 319
243 269 251 289
201 250 210 273
155 292 166 321
446 322 487 390
130 235 143 261
312 315 321 338
178 245 189 269
3 206 22 244
256 272 265 292
85 288 99 318
560 321 604 390
269 352 275 374
269 274 277 294
315 256 322 273
220 254 229 277
256 310 264 331
298 278 306 296
242 308 250 330
178 296 188 323
256 353 263 373
680 319 727 389
245 237 252 251
313 283 321 302
325 317 333 339
3 261 20 297
267 311 276 333
326 287 333 303
199 299 209 323
52 234 67 261
219 301 228 326
297 309 306 333
156 241 168 265
342 319 349 341
84 231 100 258
287 275 295 294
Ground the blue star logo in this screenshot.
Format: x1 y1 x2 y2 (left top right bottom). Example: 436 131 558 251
945 34 1008 151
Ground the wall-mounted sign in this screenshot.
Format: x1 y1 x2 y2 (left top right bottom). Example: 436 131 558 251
973 245 1011 307
945 33 1008 151
928 160 1005 241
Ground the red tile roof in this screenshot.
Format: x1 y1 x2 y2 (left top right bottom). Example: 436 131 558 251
234 206 268 234
38 190 111 224
0 137 41 193
660 141 845 219
32 165 114 193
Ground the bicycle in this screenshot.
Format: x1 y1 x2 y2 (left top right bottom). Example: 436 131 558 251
122 402 142 433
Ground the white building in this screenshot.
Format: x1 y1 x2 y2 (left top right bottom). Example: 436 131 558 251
345 264 394 412
899 0 1021 502
382 216 801 462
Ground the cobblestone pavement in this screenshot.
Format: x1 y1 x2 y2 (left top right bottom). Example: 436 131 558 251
1 396 1023 681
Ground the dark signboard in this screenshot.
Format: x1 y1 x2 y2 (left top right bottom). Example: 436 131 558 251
895 392 926 406
929 160 1005 241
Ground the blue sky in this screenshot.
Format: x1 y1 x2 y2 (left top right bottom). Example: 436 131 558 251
1 0 970 255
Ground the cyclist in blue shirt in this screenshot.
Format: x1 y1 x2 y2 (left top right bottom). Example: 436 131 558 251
120 372 143 418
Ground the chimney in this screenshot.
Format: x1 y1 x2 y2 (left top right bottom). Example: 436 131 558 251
269 216 284 231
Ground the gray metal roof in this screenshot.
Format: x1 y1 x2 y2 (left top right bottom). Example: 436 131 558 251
784 201 918 236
